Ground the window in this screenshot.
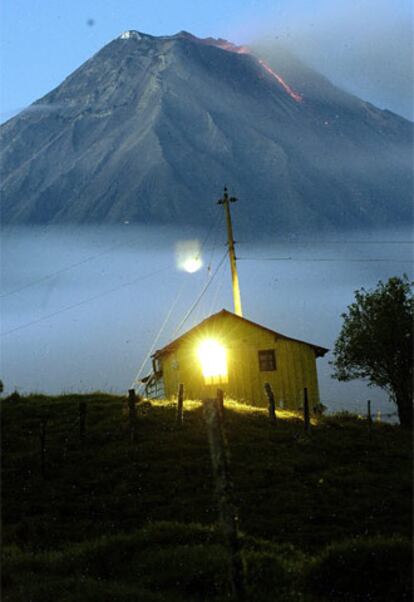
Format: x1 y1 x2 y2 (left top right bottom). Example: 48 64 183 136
258 349 276 371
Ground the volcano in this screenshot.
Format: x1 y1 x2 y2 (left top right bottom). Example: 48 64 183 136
0 30 412 232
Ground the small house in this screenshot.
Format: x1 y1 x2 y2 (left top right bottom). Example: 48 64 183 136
143 309 328 410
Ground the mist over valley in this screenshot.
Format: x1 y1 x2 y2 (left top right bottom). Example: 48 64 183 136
2 224 412 418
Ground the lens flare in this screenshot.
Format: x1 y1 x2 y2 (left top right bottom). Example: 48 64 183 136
176 240 203 273
183 257 202 273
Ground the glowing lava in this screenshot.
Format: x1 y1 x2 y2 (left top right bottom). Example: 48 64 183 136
257 59 302 102
206 39 303 103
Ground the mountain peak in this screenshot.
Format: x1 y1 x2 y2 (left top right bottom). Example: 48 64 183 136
173 30 196 40
118 30 152 41
117 29 243 52
171 31 244 52
0 29 411 229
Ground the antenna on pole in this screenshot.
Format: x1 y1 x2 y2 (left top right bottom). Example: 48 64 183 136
217 186 243 317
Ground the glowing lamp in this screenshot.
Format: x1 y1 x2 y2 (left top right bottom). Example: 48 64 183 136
197 339 228 385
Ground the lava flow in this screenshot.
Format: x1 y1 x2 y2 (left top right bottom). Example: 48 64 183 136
209 39 303 103
257 59 302 102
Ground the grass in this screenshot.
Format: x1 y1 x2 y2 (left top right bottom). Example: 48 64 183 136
1 393 412 600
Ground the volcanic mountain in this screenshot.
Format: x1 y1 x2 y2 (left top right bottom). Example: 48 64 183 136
0 30 412 232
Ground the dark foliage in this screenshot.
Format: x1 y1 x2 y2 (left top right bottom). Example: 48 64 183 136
1 394 412 600
306 536 413 601
332 275 413 428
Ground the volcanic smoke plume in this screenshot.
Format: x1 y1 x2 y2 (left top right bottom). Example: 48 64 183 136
188 34 303 102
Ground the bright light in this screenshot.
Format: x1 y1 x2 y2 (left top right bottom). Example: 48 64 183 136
176 240 203 273
183 257 202 273
197 339 228 385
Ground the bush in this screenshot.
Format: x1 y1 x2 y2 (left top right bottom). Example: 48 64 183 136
4 390 21 402
306 536 413 601
244 550 294 600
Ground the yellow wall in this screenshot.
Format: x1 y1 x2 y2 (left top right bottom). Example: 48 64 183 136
159 313 321 410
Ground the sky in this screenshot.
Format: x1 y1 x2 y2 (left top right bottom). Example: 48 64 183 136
0 0 412 122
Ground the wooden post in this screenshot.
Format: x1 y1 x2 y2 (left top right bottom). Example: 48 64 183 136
79 401 87 442
367 399 372 439
264 383 276 424
303 388 311 434
203 398 244 599
39 417 48 478
128 389 137 442
176 384 184 426
216 388 224 421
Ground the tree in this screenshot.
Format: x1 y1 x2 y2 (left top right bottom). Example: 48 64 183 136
331 275 413 428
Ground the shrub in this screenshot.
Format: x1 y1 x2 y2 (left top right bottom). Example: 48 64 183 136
5 390 21 402
306 536 412 601
244 549 295 600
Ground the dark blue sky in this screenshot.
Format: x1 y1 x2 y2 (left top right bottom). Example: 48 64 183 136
1 0 412 122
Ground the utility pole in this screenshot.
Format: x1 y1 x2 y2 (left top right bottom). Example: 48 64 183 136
218 187 243 317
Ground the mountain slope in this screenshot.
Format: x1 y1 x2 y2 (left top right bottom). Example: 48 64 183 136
1 30 412 232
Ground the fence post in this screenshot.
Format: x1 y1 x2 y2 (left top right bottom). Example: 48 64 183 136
216 388 224 421
128 389 137 442
79 401 87 442
264 383 277 424
367 399 372 439
39 417 48 478
203 398 244 600
176 384 184 426
303 388 311 434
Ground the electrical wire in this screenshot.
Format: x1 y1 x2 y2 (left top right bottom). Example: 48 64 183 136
170 206 225 332
172 250 228 337
0 265 170 337
128 209 226 388
194 246 225 324
238 257 413 263
130 281 186 388
208 259 228 315
238 240 413 245
0 235 146 299
196 210 222 261
191 214 225 323
206 210 225 270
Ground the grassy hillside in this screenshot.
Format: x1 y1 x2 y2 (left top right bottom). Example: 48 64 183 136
2 394 412 601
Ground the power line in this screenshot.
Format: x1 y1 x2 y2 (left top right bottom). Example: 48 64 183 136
131 282 186 387
0 236 144 299
172 250 228 337
209 259 227 315
238 240 413 245
0 266 170 337
197 210 222 260
238 257 413 263
129 211 225 386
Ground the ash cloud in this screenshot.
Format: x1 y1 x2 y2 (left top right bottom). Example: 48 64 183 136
247 0 413 120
